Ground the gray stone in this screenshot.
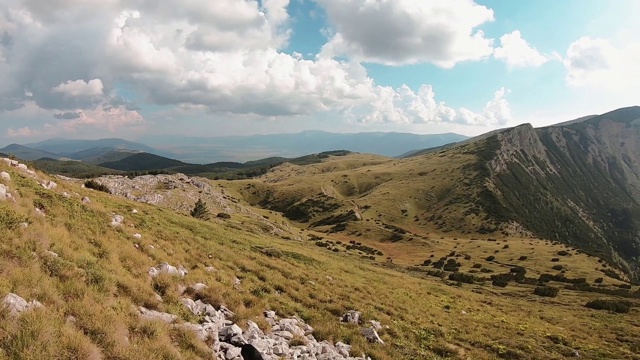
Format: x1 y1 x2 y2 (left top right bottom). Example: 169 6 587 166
361 327 383 344
2 293 43 316
138 306 177 323
224 346 242 360
133 233 142 239
0 171 10 181
191 283 208 292
110 214 124 226
82 197 91 203
219 324 244 342
369 320 382 330
148 262 188 278
341 310 361 324
41 180 57 190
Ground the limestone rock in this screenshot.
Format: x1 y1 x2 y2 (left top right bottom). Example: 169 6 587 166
148 262 188 278
341 310 362 324
138 306 177 323
110 214 124 227
41 180 57 190
133 233 142 239
361 327 384 344
82 197 91 203
2 293 43 316
0 171 10 181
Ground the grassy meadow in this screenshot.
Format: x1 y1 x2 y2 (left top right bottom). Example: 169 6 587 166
0 159 639 359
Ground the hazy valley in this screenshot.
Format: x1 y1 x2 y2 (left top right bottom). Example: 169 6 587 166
0 107 639 359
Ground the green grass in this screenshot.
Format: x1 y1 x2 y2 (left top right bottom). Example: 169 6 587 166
1 160 640 359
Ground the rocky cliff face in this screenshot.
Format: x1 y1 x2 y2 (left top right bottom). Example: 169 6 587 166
486 107 640 281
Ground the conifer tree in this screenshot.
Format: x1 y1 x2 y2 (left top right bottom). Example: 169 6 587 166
190 198 210 220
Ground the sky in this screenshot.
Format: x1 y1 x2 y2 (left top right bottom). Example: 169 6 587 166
0 0 639 144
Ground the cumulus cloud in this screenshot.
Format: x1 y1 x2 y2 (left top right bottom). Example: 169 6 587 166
317 0 495 67
7 126 34 138
52 79 104 97
494 30 548 67
0 0 511 140
351 86 511 126
563 36 640 93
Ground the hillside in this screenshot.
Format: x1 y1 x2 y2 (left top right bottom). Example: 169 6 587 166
228 107 640 284
0 144 63 161
2 150 640 359
25 138 161 156
485 106 640 281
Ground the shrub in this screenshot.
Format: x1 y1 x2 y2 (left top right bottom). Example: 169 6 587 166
552 264 563 271
518 256 528 261
585 299 632 313
594 277 604 284
557 250 570 256
502 244 509 249
551 258 560 262
84 180 111 193
534 286 559 297
472 263 482 269
464 254 472 261
485 255 495 261
492 279 508 287
190 199 211 220
448 272 476 284
216 212 231 219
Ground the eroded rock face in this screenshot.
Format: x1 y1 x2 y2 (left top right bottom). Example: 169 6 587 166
2 293 43 316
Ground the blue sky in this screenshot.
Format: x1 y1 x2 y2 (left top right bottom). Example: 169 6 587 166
0 0 638 143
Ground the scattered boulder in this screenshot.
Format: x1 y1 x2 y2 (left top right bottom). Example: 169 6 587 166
2 293 43 316
0 171 10 181
62 192 71 198
205 266 217 272
82 197 91 204
132 209 139 214
138 306 177 323
0 184 12 201
45 250 59 258
133 233 142 239
110 214 124 226
361 327 384 344
369 320 382 330
35 207 45 217
41 180 57 190
148 262 188 278
341 310 362 324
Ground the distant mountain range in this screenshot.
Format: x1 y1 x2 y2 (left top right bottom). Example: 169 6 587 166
1 131 469 164
138 131 469 163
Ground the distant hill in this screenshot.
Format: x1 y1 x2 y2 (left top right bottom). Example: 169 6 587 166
99 152 188 171
32 158 123 178
25 138 164 157
0 144 63 161
69 148 141 164
139 131 469 163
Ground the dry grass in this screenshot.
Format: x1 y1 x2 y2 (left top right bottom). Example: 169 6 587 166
0 161 639 359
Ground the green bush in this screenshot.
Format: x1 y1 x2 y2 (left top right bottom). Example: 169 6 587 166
84 179 111 193
216 212 231 219
585 299 632 313
534 286 559 297
492 279 508 287
448 272 476 284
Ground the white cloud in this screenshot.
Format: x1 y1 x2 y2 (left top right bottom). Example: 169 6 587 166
6 126 34 138
494 30 548 68
350 85 511 126
0 0 510 140
564 36 640 92
317 0 495 67
52 79 104 97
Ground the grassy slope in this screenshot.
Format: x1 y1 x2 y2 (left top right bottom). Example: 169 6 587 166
1 162 640 359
